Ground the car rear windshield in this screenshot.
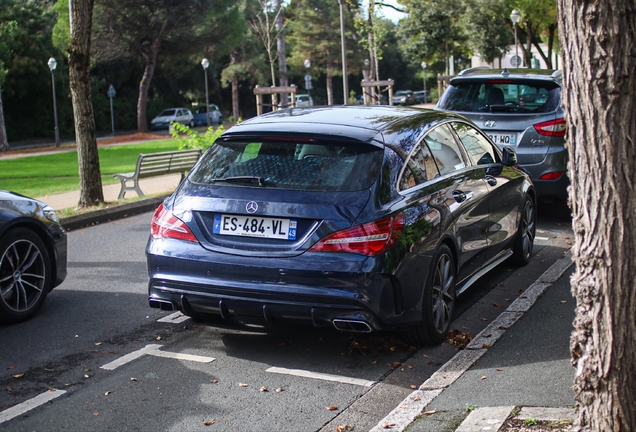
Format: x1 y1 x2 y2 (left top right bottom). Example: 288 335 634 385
437 80 561 113
189 139 383 192
159 109 176 116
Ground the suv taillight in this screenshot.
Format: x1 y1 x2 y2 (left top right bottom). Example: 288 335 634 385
308 213 405 256
150 204 198 242
533 118 566 137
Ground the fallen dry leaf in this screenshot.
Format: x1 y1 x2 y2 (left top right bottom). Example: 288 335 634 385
480 376 487 380
238 383 248 387
389 362 401 368
413 396 421 401
496 368 503 372
423 410 436 415
493 303 503 308
84 374 90 379
336 425 354 432
210 380 219 383
49 388 57 392
382 423 396 428
93 412 99 417
481 318 488 321
260 387 268 392
482 344 490 349
95 342 102 346
422 354 429 358
13 374 24 379
44 368 54 372
203 419 228 426
156 336 161 341
130 377 138 381
370 360 377 365
6 387 13 392
326 406 338 411
275 388 283 393
409 385 417 389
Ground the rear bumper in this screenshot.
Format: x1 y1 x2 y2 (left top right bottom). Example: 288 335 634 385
146 240 424 331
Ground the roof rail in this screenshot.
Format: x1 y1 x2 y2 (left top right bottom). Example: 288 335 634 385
458 66 491 76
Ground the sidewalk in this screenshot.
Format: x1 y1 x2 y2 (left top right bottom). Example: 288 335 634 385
372 253 576 431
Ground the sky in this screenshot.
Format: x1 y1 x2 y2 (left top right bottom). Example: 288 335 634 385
378 0 406 23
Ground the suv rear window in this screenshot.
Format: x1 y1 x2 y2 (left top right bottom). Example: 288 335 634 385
437 80 561 113
189 140 383 192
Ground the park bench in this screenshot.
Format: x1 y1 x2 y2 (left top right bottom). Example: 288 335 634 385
113 148 202 199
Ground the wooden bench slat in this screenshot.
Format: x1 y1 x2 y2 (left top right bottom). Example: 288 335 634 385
112 148 202 199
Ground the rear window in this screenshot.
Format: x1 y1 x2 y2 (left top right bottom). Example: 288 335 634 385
159 109 176 116
437 80 561 113
189 140 383 192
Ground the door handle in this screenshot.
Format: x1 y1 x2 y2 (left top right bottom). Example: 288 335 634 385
486 176 497 186
453 190 467 203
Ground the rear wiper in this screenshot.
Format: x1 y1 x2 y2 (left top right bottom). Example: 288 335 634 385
211 176 266 186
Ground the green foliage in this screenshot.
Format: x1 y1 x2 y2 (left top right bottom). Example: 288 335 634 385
524 418 539 426
52 0 70 52
463 0 514 63
170 122 224 151
466 404 477 412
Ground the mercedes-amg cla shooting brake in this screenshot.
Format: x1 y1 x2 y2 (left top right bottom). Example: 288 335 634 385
146 106 536 345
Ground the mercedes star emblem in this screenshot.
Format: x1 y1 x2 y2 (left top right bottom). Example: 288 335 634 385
246 201 258 213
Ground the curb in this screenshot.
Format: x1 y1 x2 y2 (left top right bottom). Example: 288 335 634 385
59 195 167 231
370 251 574 431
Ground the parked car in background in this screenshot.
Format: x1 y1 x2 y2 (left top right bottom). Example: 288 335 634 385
151 108 194 130
0 191 67 324
414 90 430 104
146 105 536 345
279 94 314 108
436 67 568 200
193 104 223 126
392 90 416 105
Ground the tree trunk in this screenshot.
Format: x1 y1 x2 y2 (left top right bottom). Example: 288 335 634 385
274 0 288 101
68 0 103 207
0 86 9 151
230 50 239 123
557 0 636 430
326 64 333 105
137 53 157 133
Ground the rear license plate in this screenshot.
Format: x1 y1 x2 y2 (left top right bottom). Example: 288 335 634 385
213 214 297 240
487 133 516 146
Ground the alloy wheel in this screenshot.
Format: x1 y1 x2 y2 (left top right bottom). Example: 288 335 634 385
0 239 46 313
431 253 454 333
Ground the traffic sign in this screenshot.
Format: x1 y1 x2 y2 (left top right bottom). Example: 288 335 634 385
304 74 312 90
510 55 522 67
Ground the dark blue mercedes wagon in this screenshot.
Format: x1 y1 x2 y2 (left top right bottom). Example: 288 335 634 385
146 106 536 344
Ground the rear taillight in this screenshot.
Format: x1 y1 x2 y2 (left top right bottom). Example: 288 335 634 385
308 213 405 256
150 204 198 242
539 171 565 181
533 118 566 137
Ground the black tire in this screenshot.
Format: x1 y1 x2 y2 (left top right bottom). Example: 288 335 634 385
0 228 52 324
402 244 456 345
511 195 536 265
218 116 223 125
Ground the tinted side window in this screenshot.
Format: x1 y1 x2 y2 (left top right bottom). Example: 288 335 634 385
399 142 440 191
451 122 498 165
424 124 467 176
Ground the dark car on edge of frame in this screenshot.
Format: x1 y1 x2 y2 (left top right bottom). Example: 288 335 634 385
0 191 67 324
145 105 536 344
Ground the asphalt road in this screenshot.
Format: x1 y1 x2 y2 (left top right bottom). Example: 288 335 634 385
0 203 572 431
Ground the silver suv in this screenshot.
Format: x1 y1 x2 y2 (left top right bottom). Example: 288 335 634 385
436 67 568 200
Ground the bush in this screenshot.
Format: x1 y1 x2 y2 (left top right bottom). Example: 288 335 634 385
169 122 224 150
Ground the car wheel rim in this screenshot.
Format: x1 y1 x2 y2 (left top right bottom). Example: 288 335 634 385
432 253 454 333
521 200 535 259
0 239 46 313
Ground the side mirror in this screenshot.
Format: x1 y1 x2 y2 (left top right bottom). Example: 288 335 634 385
502 145 518 167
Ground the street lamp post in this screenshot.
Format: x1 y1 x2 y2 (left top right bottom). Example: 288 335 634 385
421 62 427 102
304 59 311 100
47 57 60 147
510 9 521 68
363 58 370 105
107 84 116 135
201 58 210 127
337 0 348 104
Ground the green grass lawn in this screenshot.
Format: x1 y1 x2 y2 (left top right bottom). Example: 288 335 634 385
0 139 181 198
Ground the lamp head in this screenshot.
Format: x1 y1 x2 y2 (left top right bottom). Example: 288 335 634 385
304 59 311 69
48 57 57 71
510 9 521 25
201 58 209 69
421 62 427 70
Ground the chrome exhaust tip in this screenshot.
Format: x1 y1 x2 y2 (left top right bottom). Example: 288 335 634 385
332 319 373 333
149 299 176 311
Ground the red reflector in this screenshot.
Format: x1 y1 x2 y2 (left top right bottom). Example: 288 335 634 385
539 171 565 181
150 204 198 242
308 213 405 256
533 118 566 137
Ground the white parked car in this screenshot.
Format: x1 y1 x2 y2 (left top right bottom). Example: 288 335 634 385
279 94 314 108
151 108 194 130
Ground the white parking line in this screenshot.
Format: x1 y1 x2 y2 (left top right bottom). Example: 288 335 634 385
100 344 215 370
266 367 376 387
157 312 191 323
535 236 550 241
0 389 67 425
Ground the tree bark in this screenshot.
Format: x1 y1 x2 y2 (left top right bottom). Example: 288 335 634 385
558 0 636 430
274 0 288 101
230 50 240 123
136 25 165 133
68 0 103 207
0 86 9 151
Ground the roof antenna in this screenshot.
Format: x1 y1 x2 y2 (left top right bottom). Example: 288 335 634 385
502 68 510 77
